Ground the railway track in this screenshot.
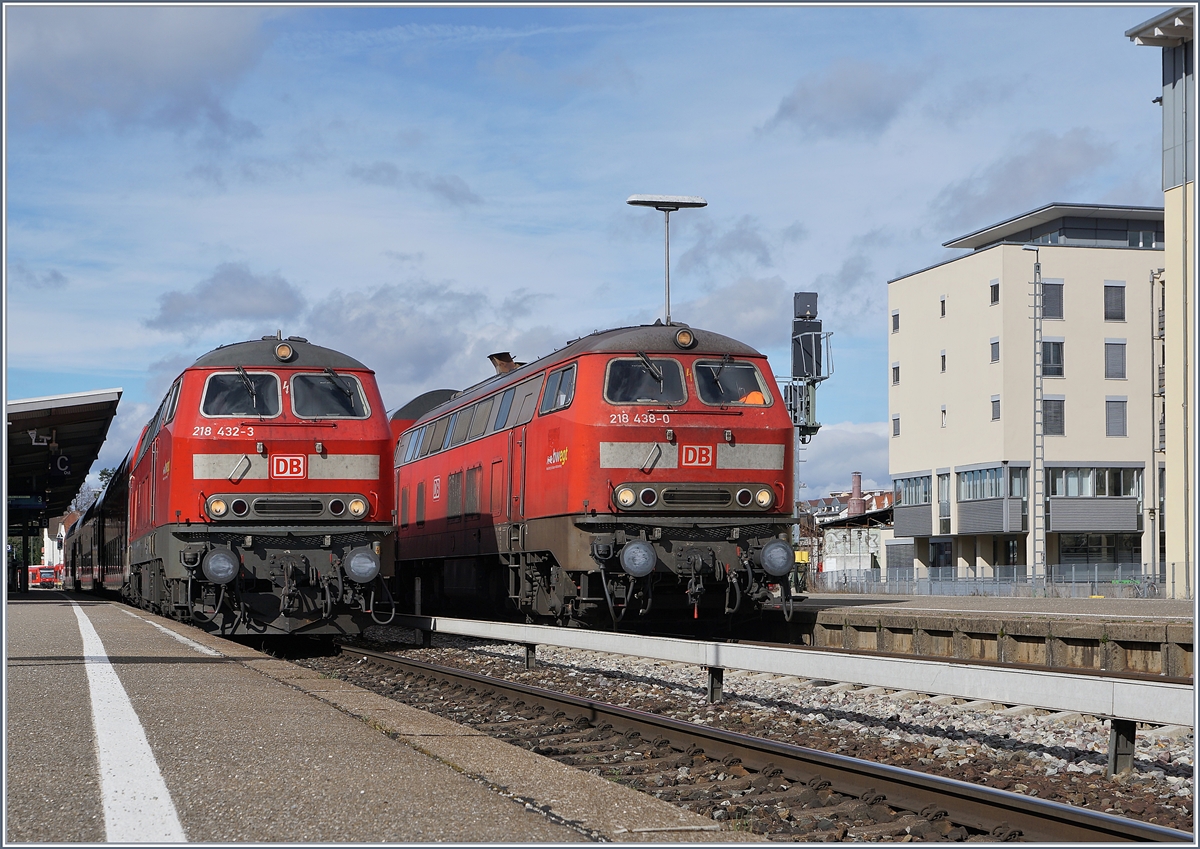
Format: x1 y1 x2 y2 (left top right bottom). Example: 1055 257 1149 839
338 644 1190 842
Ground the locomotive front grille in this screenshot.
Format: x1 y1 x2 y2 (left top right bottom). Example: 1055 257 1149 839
252 498 325 517
661 488 732 506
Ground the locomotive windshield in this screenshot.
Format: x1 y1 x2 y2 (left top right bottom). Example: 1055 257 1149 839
694 359 770 406
605 357 686 404
291 372 370 418
201 372 281 417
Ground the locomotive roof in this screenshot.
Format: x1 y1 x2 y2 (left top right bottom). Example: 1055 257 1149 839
408 322 764 426
190 337 370 370
390 389 459 422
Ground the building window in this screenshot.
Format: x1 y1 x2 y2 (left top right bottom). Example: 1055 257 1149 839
1049 467 1141 500
1104 342 1126 379
1043 341 1064 377
1106 399 1127 437
1104 284 1126 321
989 279 999 305
940 406 947 428
894 475 932 505
940 296 946 317
1044 398 1065 435
938 473 950 534
891 363 900 385
1043 282 1064 319
940 351 946 372
958 467 1003 501
891 311 900 333
991 396 1000 420
892 415 900 437
990 338 1000 362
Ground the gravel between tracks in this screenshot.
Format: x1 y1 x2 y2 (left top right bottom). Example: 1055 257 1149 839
306 626 1193 835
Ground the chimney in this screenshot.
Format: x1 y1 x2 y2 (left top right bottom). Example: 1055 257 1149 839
848 471 866 517
488 352 520 375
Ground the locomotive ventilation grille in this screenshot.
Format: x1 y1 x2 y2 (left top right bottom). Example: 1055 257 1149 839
660 487 732 506
252 497 324 517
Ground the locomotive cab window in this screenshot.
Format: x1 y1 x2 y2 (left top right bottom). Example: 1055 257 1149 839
201 371 281 417
468 397 493 440
694 359 771 406
604 357 686 405
291 372 370 418
539 364 577 415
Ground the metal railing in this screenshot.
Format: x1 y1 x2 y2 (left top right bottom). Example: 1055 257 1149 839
809 563 1192 599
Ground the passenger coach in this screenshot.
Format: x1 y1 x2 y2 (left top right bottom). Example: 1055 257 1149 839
392 322 797 626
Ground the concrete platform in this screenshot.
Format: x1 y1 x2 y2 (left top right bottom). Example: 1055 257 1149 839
788 593 1194 677
6 591 759 843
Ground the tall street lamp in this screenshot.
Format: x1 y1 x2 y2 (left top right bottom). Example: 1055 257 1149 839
1023 244 1046 583
627 194 707 325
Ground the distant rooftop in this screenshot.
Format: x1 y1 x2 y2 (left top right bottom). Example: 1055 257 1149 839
943 203 1165 251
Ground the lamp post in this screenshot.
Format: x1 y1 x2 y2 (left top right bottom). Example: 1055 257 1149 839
626 194 707 325
1023 244 1046 584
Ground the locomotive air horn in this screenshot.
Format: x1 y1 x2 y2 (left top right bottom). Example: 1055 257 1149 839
626 194 707 326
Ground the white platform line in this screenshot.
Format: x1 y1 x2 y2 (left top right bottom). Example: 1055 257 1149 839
71 602 187 843
119 609 223 657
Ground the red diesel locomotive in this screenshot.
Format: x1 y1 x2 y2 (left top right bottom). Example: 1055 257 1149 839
65 335 396 635
391 322 798 626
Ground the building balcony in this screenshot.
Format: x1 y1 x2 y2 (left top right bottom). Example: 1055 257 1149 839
1048 496 1140 532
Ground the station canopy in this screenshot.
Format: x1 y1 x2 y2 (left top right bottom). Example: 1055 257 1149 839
6 388 122 535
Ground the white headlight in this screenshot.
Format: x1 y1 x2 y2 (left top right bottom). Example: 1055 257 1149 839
757 540 793 577
619 540 656 577
345 548 380 583
755 488 774 508
202 549 239 584
615 487 636 508
208 498 228 518
348 498 368 518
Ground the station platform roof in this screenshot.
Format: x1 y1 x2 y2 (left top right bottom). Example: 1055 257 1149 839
6 388 122 535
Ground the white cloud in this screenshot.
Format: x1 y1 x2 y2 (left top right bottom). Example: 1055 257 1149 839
796 421 890 498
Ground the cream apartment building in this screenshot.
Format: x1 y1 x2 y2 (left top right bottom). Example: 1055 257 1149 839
888 204 1164 586
1127 8 1194 599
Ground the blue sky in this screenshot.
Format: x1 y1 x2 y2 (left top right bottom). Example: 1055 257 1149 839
4 4 1167 496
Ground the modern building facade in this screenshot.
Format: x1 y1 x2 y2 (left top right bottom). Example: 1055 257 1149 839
1127 8 1195 599
888 204 1165 586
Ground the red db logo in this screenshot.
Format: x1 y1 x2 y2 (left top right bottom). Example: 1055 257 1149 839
271 455 307 479
681 445 713 467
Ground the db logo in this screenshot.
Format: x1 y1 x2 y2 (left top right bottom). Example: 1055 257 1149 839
681 445 714 467
271 455 307 479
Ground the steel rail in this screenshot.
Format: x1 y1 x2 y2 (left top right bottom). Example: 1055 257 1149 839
342 645 1192 843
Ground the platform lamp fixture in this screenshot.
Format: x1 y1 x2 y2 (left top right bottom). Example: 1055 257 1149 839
626 195 707 325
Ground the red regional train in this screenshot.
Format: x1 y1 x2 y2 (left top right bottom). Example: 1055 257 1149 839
391 322 798 627
65 335 396 635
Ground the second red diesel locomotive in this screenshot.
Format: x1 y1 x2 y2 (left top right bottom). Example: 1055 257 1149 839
392 322 797 626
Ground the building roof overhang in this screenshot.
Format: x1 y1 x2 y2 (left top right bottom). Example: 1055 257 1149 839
1126 7 1193 47
942 203 1166 250
6 388 122 534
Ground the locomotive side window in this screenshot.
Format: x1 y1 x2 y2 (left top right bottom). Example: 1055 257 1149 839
425 416 451 456
511 375 546 427
467 397 493 440
604 357 686 405
418 423 439 458
290 372 370 419
201 372 281 417
395 433 410 466
539 364 577 415
405 427 426 463
492 388 516 432
694 359 772 406
163 379 182 424
450 407 474 446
